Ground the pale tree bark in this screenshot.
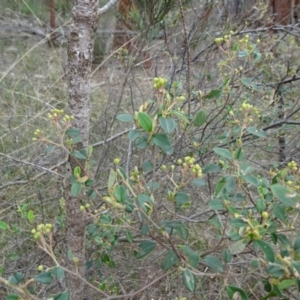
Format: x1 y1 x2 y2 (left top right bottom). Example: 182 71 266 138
65 0 118 299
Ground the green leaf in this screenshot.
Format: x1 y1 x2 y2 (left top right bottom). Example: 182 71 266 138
53 290 70 300
267 264 284 278
181 269 195 292
233 43 239 51
71 182 82 197
71 150 87 160
46 145 55 154
204 255 224 273
100 214 112 224
162 250 179 271
271 184 299 207
292 261 300 275
0 221 9 230
223 249 232 263
128 129 142 141
246 127 267 138
161 220 189 239
241 78 259 91
203 163 222 174
9 273 23 285
181 246 199 268
277 234 290 248
147 181 160 192
142 161 153 172
230 218 247 228
255 240 275 262
253 49 262 63
278 279 295 290
235 147 244 160
175 192 189 211
227 285 249 300
294 237 300 254
135 241 156 259
159 117 176 133
170 110 189 124
238 49 248 58
137 194 153 213
215 177 226 198
5 295 19 300
241 162 255 175
272 203 286 221
65 127 80 137
35 271 53 284
108 169 116 191
256 198 266 213
135 137 148 149
138 112 152 132
73 166 81 178
205 89 222 99
251 259 259 268
209 199 225 210
141 223 149 235
191 178 206 187
125 230 133 243
213 147 233 160
51 267 65 280
152 134 173 155
116 114 134 122
242 175 259 187
27 210 35 222
175 223 189 240
71 135 82 144
114 185 126 203
229 239 247 255
193 110 206 126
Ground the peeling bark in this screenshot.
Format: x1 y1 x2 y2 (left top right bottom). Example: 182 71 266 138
66 0 99 299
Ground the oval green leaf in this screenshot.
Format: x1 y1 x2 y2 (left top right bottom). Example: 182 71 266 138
271 184 299 207
229 239 247 255
181 246 199 268
152 134 173 155
53 290 70 300
71 182 82 197
193 110 206 126
182 269 195 292
138 112 152 132
159 117 176 133
116 114 134 122
35 271 53 284
213 147 233 160
65 128 80 137
255 240 275 262
204 255 224 273
294 237 300 254
0 221 9 230
162 250 178 271
227 285 249 300
135 241 156 259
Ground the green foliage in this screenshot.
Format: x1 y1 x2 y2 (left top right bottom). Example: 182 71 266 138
3 1 300 299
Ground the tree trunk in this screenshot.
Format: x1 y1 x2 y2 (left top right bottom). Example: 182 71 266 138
65 0 99 299
273 0 300 24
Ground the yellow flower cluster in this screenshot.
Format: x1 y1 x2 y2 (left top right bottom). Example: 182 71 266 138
214 31 234 44
33 129 43 141
288 160 298 171
178 156 202 178
31 223 53 240
48 109 74 122
153 77 167 89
